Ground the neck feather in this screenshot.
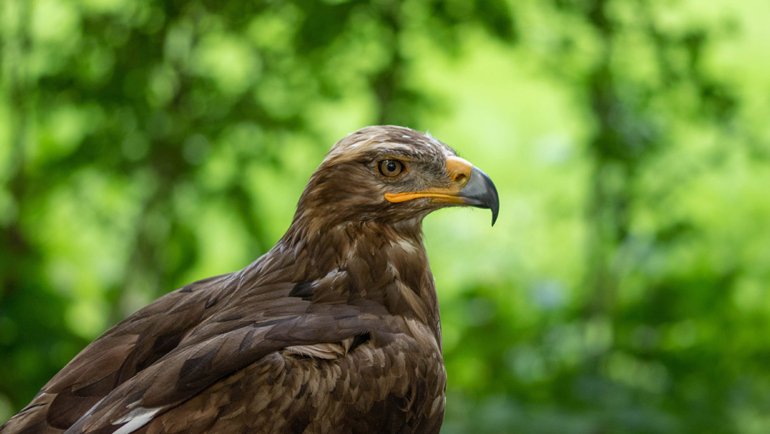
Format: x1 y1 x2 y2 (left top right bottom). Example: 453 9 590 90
279 219 440 335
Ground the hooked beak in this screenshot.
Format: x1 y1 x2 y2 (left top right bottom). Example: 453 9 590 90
384 156 500 226
458 166 500 225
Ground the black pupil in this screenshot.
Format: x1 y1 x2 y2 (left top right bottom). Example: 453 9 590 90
386 161 397 172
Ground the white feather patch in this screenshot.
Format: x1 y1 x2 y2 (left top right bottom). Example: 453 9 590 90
113 407 162 434
284 340 352 360
390 237 419 255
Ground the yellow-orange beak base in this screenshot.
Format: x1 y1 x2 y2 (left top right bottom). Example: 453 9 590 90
384 156 499 225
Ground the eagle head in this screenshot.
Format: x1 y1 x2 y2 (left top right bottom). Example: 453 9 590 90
293 125 499 230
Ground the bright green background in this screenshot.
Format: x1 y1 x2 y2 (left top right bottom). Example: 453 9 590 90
2 0 770 432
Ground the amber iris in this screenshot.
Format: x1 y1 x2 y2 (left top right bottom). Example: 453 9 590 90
378 159 405 177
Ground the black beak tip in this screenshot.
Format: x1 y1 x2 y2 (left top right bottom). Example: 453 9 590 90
461 167 500 227
488 180 499 227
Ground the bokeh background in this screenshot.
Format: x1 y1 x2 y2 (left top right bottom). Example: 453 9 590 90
1 0 769 432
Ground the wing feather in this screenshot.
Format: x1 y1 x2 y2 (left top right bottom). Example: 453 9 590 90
1 274 231 433
64 310 392 433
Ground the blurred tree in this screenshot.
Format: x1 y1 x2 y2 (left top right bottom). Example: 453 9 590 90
436 0 770 433
2 0 769 432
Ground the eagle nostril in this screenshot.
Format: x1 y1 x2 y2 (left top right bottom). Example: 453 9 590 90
453 173 468 184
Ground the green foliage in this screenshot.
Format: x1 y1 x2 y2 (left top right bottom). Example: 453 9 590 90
1 0 769 431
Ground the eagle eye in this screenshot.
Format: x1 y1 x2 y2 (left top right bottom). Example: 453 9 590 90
377 159 405 177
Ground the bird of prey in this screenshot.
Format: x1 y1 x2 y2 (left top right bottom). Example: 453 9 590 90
1 125 499 434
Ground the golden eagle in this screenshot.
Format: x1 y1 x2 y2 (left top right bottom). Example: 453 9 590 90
2 125 499 434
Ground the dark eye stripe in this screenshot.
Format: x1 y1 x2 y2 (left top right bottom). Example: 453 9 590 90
378 159 405 177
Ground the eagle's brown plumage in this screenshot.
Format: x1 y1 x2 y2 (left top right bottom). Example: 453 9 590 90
1 125 499 434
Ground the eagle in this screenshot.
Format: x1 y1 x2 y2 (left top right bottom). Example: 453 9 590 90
2 125 499 434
